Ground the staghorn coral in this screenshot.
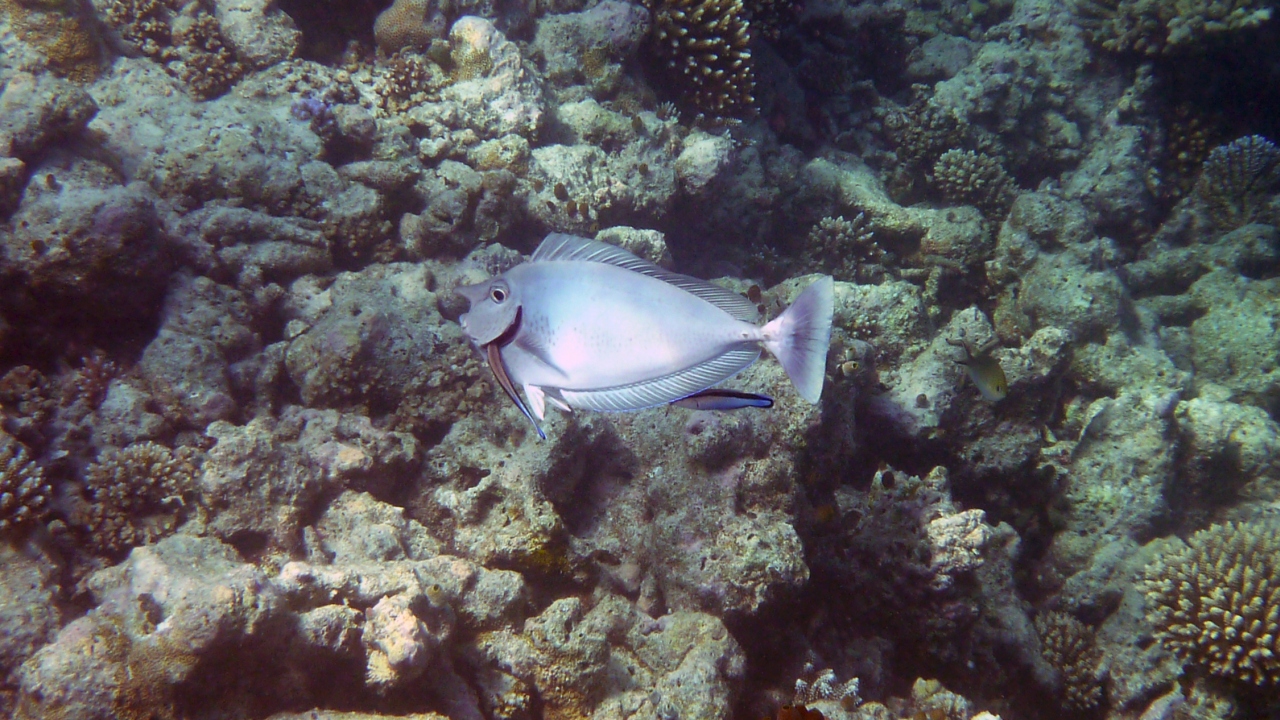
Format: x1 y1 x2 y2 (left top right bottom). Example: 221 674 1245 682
71 442 201 556
1195 135 1280 230
1072 0 1274 56
647 0 755 119
1141 521 1280 686
1035 611 1104 710
0 433 49 535
933 148 1019 220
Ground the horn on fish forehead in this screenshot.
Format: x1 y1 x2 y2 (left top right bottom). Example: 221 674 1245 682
458 277 520 346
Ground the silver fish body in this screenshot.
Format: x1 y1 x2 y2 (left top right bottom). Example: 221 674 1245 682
458 234 834 437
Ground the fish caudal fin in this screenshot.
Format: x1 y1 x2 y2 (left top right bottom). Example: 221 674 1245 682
762 276 834 404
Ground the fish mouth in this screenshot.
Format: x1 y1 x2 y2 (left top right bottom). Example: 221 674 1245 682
483 308 546 439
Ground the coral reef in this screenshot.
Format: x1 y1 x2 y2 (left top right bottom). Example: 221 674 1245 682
374 0 449 55
1141 520 1280 686
646 0 755 118
70 442 201 557
932 149 1018 221
1073 0 1274 55
0 432 48 535
1035 611 1104 710
1195 135 1280 231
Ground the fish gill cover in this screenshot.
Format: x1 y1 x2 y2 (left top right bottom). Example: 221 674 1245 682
1 0 1280 719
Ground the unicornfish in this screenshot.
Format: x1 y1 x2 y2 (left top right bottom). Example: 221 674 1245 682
457 234 835 438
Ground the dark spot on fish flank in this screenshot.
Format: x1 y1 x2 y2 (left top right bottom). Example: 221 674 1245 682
554 182 569 201
566 200 578 216
747 284 762 303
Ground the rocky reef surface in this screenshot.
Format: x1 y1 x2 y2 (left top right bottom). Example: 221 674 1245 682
2 0 1280 718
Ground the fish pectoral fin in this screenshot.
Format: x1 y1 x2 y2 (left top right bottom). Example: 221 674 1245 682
524 384 547 420
544 390 573 413
559 347 761 413
487 343 545 439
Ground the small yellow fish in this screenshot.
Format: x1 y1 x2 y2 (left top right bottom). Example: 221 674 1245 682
946 336 1007 401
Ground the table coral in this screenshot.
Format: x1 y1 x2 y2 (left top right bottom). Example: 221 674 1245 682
1141 520 1280 686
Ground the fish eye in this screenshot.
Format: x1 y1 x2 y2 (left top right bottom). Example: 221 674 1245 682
491 287 507 303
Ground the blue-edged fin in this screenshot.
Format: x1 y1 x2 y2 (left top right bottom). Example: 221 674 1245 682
487 343 545 439
532 234 759 322
672 389 774 411
559 347 761 413
761 276 835 404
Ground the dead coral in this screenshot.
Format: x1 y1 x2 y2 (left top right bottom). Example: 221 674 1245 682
71 442 201 556
0 433 50 535
1142 520 1280 686
1035 611 1104 710
1195 135 1280 230
1072 0 1274 55
741 0 797 41
933 148 1018 220
647 0 755 119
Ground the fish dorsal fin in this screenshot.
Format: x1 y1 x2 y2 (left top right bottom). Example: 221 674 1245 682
531 233 759 322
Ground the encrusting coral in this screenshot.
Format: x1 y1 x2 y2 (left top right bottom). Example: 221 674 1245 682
1195 135 1280 231
0 433 49 535
646 0 755 118
373 0 449 54
1141 521 1280 686
70 442 201 556
1035 611 1104 710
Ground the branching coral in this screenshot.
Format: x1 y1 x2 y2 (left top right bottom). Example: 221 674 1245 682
1195 135 1280 230
933 149 1019 220
1072 0 1274 55
99 0 243 99
0 433 49 535
374 50 447 112
793 666 860 708
1035 611 1104 710
802 213 894 284
71 442 201 556
647 0 755 119
1141 520 1280 686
